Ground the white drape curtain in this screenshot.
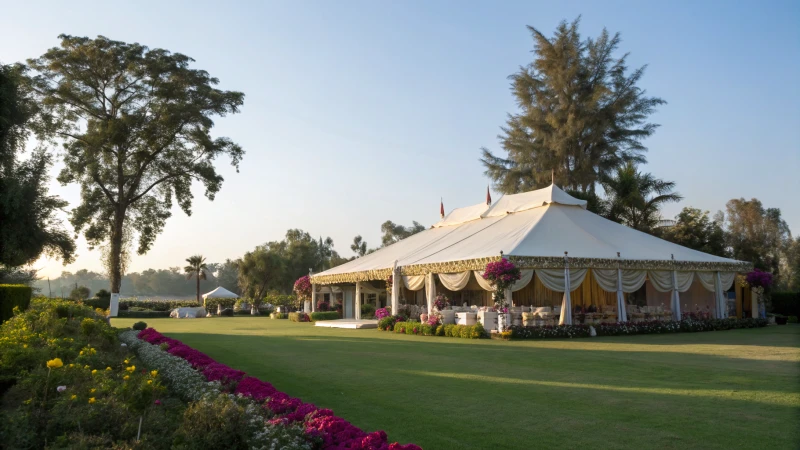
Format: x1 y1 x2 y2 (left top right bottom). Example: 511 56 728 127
695 272 716 291
425 273 436 314
593 269 647 293
648 271 694 320
472 271 495 291
558 268 574 325
696 271 737 319
438 271 471 291
402 275 426 291
511 270 534 292
537 268 589 292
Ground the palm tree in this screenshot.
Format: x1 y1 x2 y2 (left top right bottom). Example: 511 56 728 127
184 255 208 304
601 162 682 233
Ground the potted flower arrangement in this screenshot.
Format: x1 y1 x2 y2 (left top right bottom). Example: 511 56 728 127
482 258 521 332
293 275 312 313
745 269 774 319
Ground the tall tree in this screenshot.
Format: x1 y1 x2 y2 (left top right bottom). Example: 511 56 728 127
481 17 665 194
380 220 425 247
237 247 284 314
724 198 791 276
26 35 244 293
0 63 75 269
213 258 240 294
660 207 727 257
261 229 339 292
184 255 208 304
351 235 368 256
601 162 681 233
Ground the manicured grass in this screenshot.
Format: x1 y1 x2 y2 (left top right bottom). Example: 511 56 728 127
113 317 800 450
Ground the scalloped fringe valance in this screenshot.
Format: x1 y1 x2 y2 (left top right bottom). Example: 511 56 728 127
309 256 753 285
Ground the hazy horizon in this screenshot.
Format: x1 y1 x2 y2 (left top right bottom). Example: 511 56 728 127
2 0 798 279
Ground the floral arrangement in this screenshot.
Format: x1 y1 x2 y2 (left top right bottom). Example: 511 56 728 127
375 307 391 320
386 274 393 292
745 269 774 289
293 275 312 301
316 300 331 311
377 315 403 331
433 294 449 312
133 328 421 449
482 258 521 308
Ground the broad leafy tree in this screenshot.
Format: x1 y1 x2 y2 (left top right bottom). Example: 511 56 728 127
601 162 681 233
380 220 425 247
183 255 208 304
724 198 790 276
237 247 284 314
0 63 74 270
212 258 240 294
26 35 244 293
661 207 727 257
69 285 91 301
481 17 665 193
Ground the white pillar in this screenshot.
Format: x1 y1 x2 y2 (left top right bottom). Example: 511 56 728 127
671 270 681 321
616 268 627 322
311 284 317 313
391 262 400 314
504 288 512 308
355 281 362 320
558 254 572 325
425 273 435 314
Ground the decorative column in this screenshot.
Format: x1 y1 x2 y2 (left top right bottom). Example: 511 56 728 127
558 252 573 325
309 269 316 313
714 271 724 319
391 261 400 314
355 281 362 320
616 252 627 323
425 272 436 315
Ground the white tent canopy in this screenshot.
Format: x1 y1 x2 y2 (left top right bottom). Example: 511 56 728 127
202 286 240 300
311 184 751 323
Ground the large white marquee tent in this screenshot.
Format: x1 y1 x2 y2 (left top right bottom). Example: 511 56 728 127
310 184 752 325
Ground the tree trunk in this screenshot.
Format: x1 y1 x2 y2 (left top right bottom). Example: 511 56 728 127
109 207 125 293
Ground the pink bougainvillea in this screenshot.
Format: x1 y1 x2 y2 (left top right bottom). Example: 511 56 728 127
745 269 774 289
136 328 420 450
294 275 312 300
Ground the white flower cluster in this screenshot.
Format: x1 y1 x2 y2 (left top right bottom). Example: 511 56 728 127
119 330 220 401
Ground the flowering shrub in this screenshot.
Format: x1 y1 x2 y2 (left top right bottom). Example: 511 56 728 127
377 315 403 331
375 307 391 320
745 269 774 289
293 275 312 302
133 328 421 449
482 258 521 308
508 318 768 340
289 312 311 322
316 300 331 311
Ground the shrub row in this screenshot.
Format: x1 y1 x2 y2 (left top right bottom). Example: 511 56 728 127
309 311 339 321
270 312 288 319
0 284 32 324
288 312 310 322
508 317 769 340
393 321 486 339
117 310 171 318
134 328 421 449
119 299 200 312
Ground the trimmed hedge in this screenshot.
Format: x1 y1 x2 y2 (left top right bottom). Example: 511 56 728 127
0 284 33 323
270 312 288 319
119 299 200 312
309 311 339 321
394 321 485 339
288 312 310 322
117 310 171 318
771 291 800 320
508 318 769 340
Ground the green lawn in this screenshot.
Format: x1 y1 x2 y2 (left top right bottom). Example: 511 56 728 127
113 317 800 450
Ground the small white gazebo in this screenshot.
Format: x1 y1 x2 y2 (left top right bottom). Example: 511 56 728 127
202 287 240 312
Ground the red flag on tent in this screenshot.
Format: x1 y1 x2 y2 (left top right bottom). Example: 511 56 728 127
486 186 492 205
440 198 445 218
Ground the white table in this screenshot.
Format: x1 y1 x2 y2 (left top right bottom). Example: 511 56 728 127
455 312 477 326
477 311 498 331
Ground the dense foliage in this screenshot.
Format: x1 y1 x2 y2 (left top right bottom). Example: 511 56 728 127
770 291 800 320
390 321 486 339
309 312 339 321
481 17 664 193
0 284 32 323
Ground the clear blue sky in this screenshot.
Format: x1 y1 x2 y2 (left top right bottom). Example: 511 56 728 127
2 0 798 278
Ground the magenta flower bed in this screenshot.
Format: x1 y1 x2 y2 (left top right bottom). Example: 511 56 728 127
137 328 420 450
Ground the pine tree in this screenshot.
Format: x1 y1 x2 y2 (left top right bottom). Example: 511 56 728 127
482 17 665 193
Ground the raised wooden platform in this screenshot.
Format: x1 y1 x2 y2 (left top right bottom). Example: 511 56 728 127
314 319 379 329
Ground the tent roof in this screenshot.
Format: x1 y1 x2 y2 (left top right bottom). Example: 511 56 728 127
312 184 750 284
202 286 239 299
